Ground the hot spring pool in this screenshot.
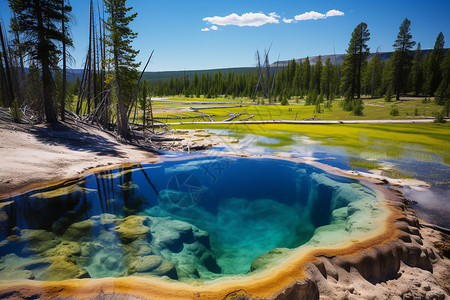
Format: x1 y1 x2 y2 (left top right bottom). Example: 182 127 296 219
0 155 385 282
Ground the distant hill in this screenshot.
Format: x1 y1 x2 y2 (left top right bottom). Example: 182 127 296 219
66 67 255 83
270 49 440 68
141 67 256 82
67 49 446 83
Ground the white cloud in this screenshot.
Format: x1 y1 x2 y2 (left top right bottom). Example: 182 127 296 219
269 12 280 18
293 9 345 22
294 11 326 21
326 9 344 17
203 12 280 27
202 9 344 30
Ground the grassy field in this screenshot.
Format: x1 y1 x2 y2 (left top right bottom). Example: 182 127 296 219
149 96 445 122
157 97 252 103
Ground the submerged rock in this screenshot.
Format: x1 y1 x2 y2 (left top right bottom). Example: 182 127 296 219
129 255 177 279
149 216 221 277
129 255 162 273
250 248 291 272
0 256 89 281
115 216 151 243
0 210 220 281
20 229 61 255
43 241 81 258
152 218 194 252
37 257 90 281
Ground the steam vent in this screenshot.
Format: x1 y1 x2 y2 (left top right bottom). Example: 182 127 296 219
0 156 447 299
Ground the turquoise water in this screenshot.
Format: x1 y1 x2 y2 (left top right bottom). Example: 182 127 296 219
208 129 450 228
0 156 380 281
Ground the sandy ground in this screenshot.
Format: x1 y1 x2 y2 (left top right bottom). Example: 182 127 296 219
0 119 158 196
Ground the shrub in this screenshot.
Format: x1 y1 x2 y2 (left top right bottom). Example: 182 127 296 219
434 110 447 123
385 88 392 102
390 107 399 116
351 99 364 116
9 99 22 123
315 102 321 113
317 93 324 104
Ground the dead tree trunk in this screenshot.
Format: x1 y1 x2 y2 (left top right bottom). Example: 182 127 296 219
0 23 14 106
60 0 67 121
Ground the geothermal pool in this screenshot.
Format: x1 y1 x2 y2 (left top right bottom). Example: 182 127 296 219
0 156 385 282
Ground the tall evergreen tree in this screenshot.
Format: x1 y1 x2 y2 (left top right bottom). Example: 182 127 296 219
9 0 72 122
104 0 140 138
366 54 383 97
436 50 450 109
391 18 416 100
301 57 311 92
320 58 333 100
410 43 424 96
341 22 370 109
425 32 445 96
292 62 302 95
311 56 322 93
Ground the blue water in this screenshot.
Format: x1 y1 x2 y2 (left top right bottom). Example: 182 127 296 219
207 129 450 228
0 156 379 280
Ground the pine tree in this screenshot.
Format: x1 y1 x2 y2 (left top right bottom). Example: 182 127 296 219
425 32 445 96
9 0 72 122
104 0 140 138
301 57 311 92
293 62 302 96
365 54 383 97
320 58 333 100
311 56 322 93
391 18 416 100
27 61 44 121
191 72 199 97
383 52 397 101
410 43 424 96
73 76 81 95
341 22 370 109
436 50 450 109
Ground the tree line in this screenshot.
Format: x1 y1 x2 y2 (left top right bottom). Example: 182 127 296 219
0 0 142 138
1 5 449 135
148 18 449 116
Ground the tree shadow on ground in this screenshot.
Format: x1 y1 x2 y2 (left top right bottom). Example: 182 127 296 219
28 122 124 156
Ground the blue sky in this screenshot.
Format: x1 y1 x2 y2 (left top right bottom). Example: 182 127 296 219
1 0 449 71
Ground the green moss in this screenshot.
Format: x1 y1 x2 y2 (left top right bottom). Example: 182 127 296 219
175 123 450 165
349 159 382 170
381 169 414 179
